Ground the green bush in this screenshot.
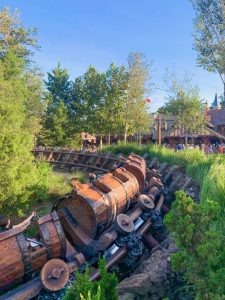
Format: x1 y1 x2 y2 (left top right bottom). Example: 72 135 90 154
164 191 225 300
63 258 118 300
29 161 52 203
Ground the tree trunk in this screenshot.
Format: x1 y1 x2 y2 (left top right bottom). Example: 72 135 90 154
223 81 225 106
100 134 103 150
108 133 111 146
139 132 142 146
157 115 162 146
185 133 188 146
124 123 128 143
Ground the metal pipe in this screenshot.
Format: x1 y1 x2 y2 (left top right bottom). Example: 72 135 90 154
143 233 159 249
90 218 153 281
155 194 164 210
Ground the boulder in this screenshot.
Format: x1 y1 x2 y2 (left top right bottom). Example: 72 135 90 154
118 236 177 300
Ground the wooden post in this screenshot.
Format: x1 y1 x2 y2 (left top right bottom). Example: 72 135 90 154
157 114 161 146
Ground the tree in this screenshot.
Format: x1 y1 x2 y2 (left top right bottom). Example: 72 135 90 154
158 78 205 145
124 52 152 143
191 0 225 102
71 66 107 149
0 50 49 216
44 62 72 109
165 191 225 300
24 70 44 140
104 63 128 143
39 64 82 147
0 8 50 216
71 64 130 148
0 7 44 142
0 7 38 62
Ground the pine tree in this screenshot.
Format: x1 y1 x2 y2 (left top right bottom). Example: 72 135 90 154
0 8 50 216
39 64 81 147
44 63 72 109
0 50 43 215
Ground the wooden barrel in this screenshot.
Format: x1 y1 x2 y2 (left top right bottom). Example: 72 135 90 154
56 153 146 250
0 228 29 290
35 211 67 260
0 211 66 292
57 167 140 240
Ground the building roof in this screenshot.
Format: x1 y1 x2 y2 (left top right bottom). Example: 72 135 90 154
150 114 177 140
207 109 225 126
150 113 225 141
162 126 225 140
211 93 218 108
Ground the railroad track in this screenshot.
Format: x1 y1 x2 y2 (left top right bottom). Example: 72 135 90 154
32 149 195 195
0 150 199 300
32 149 126 174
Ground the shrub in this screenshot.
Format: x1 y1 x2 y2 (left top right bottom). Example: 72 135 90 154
29 161 52 203
63 258 118 300
164 191 225 300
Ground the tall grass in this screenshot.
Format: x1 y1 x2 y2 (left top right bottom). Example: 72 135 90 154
104 142 207 169
104 143 225 207
48 170 87 197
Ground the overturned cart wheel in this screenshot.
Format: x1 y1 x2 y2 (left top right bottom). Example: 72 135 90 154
115 214 134 234
41 259 70 291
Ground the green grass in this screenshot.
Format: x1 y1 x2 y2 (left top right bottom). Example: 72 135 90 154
48 170 87 197
104 142 207 168
27 169 88 220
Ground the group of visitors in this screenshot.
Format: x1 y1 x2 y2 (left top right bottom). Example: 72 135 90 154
166 143 225 154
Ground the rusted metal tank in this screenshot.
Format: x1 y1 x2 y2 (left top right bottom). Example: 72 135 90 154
56 154 146 247
35 211 67 260
124 153 146 191
0 212 66 292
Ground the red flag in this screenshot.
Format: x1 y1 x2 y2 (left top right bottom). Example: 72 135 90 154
146 97 151 103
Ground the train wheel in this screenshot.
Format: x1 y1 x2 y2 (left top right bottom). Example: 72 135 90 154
40 259 70 291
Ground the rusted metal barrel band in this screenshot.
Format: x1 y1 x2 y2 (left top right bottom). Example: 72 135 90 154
91 185 113 230
105 192 118 227
111 175 129 210
119 168 139 196
16 233 32 278
51 212 67 259
39 223 53 259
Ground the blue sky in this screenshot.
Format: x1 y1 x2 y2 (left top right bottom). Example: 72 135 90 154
1 0 222 111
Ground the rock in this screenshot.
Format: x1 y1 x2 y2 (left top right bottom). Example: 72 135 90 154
118 273 151 296
118 236 177 300
119 292 135 300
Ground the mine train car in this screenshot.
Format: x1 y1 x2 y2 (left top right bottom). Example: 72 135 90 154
0 153 167 300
